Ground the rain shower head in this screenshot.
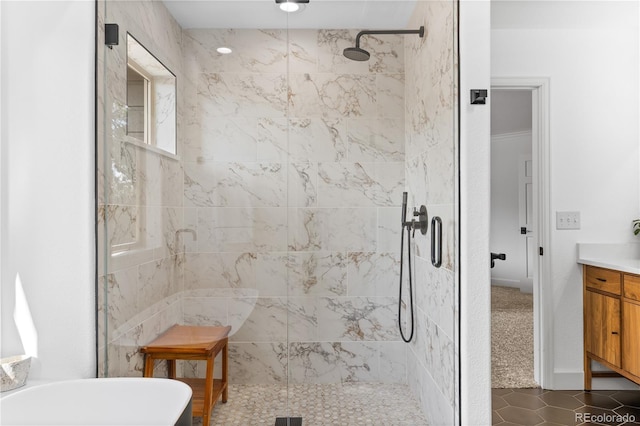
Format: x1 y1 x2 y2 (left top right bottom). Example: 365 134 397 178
343 46 370 62
343 26 425 62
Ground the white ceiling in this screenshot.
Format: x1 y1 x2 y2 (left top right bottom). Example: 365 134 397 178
162 1 640 32
491 0 639 30
163 0 418 29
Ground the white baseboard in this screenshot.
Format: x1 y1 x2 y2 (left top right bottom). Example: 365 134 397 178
552 370 640 390
490 278 532 293
491 278 519 287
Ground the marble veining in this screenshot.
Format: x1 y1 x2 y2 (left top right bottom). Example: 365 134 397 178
376 73 405 118
256 117 288 162
317 162 404 207
403 0 457 419
97 16 473 399
288 162 318 207
183 252 256 290
230 297 288 342
197 117 260 162
193 207 288 252
287 30 319 74
228 342 288 384
317 30 369 75
347 252 400 297
287 208 377 252
184 162 287 208
288 73 377 118
288 117 347 162
99 0 187 380
317 296 397 341
198 72 287 118
286 297 318 341
287 252 347 296
347 118 405 162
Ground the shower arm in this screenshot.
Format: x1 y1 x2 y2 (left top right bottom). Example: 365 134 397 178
354 26 425 48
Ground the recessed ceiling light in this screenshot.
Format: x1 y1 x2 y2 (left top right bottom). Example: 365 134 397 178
275 0 309 13
216 47 232 54
280 2 299 12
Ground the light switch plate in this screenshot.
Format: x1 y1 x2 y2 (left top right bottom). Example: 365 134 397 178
556 211 580 230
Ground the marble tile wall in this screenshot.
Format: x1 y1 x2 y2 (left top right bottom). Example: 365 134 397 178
181 28 407 385
404 1 458 424
98 6 459 418
97 0 186 378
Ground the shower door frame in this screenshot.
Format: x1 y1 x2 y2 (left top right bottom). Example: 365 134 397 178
97 1 464 424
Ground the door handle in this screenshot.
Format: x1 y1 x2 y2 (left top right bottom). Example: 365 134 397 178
491 252 506 268
521 227 533 234
431 216 442 268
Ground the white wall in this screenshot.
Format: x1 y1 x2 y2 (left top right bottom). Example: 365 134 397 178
492 0 640 389
460 0 492 424
0 1 95 380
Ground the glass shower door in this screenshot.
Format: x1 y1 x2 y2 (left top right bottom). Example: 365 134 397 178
98 1 459 424
98 0 193 379
284 1 459 424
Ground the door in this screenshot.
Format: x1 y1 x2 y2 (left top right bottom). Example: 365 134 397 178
519 155 534 289
99 1 460 425
490 89 539 390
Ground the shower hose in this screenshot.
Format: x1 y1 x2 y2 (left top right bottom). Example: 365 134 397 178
398 223 414 343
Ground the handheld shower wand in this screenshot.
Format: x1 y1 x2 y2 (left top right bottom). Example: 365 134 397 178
399 191 414 343
398 192 429 343
401 191 408 226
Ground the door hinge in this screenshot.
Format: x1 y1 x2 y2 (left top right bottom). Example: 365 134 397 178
539 247 544 256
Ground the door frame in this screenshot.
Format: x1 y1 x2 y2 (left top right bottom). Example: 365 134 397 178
491 77 553 388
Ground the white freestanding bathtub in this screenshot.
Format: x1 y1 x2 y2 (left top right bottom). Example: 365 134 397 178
0 378 192 425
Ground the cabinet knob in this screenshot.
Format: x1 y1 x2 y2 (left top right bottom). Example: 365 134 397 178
612 331 619 335
596 278 607 282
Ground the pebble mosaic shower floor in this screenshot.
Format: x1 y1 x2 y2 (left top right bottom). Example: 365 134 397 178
192 383 429 426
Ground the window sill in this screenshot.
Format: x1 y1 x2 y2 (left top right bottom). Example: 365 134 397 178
123 135 180 161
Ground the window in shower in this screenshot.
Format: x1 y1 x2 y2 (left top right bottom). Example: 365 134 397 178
126 63 150 144
125 33 177 156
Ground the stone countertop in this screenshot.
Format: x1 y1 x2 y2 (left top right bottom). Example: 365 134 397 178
577 243 640 275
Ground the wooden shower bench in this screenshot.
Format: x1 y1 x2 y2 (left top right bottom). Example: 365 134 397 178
140 325 231 426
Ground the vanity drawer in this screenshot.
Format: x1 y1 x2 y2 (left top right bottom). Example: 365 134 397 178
624 274 640 302
585 266 621 295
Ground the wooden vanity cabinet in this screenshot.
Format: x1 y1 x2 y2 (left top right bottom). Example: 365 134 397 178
583 265 640 389
584 290 621 367
622 300 640 378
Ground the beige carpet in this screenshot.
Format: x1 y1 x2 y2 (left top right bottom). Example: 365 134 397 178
491 285 539 389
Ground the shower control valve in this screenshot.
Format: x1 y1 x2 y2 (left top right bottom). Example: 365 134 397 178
415 205 428 236
404 205 428 236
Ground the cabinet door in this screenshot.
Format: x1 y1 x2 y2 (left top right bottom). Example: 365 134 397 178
623 301 640 377
585 290 621 367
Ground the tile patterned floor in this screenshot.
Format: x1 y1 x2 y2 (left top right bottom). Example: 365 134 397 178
493 388 640 426
194 383 429 426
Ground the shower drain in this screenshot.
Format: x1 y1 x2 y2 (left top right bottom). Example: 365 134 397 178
275 417 303 426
